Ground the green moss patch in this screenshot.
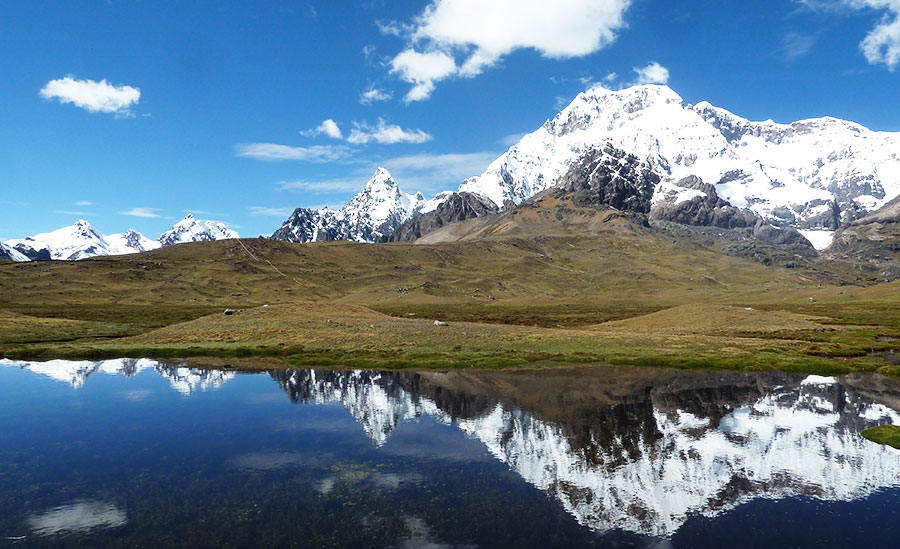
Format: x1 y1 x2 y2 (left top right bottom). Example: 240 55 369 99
861 425 900 449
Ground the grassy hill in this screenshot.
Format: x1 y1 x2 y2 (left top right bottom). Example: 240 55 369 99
2 194 899 375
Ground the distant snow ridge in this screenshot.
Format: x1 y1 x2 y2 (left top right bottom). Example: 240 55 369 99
3 214 237 262
272 168 426 243
460 84 900 230
3 219 157 261
107 229 161 254
157 214 238 246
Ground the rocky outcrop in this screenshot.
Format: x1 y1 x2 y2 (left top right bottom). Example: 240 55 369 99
272 208 342 243
651 175 813 251
826 195 900 280
382 192 498 242
555 143 659 213
6 244 51 261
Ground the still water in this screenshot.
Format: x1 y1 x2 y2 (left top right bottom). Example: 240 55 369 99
1 359 900 547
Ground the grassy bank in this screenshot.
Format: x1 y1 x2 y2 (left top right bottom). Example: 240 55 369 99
2 237 900 375
1 301 897 376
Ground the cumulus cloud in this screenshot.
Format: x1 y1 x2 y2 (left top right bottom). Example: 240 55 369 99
235 143 349 162
40 77 140 116
800 0 900 69
631 62 670 85
360 87 393 104
119 207 161 218
301 119 343 139
390 49 457 102
346 118 432 144
859 1 900 68
383 0 632 101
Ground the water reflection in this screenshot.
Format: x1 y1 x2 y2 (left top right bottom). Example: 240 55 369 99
3 359 900 541
26 500 126 537
0 358 234 395
267 368 900 536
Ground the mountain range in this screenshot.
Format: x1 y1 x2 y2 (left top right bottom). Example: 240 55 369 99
6 84 900 261
1 214 238 262
274 84 900 249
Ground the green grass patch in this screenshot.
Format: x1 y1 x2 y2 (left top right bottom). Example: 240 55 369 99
861 425 900 449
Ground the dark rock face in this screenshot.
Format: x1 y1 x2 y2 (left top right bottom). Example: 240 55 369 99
0 246 16 262
827 195 900 281
651 175 757 229
651 175 813 251
12 244 51 261
555 143 660 213
271 208 341 243
383 192 498 242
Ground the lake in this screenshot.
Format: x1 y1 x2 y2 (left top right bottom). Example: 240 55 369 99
1 359 900 547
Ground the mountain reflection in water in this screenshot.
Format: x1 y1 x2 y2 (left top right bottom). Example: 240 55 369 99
3 359 900 541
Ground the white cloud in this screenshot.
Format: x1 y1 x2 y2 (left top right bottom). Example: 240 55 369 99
381 151 498 192
301 119 343 139
497 133 527 147
119 207 161 218
275 151 499 197
40 77 140 116
248 206 296 217
235 143 349 162
276 178 373 193
390 49 457 102
860 2 900 68
781 32 818 60
800 0 900 69
346 118 432 144
384 0 632 101
630 62 670 85
75 200 94 206
360 87 393 104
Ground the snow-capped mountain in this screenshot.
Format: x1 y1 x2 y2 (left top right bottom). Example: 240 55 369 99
2 219 147 261
271 85 900 243
3 214 237 262
106 229 161 254
459 84 900 230
157 214 238 246
272 168 426 243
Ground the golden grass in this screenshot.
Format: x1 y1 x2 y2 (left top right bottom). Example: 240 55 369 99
594 304 827 336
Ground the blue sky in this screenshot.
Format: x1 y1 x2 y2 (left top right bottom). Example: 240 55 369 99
2 0 899 240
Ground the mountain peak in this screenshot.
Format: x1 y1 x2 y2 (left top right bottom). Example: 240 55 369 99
578 83 682 107
365 168 397 191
